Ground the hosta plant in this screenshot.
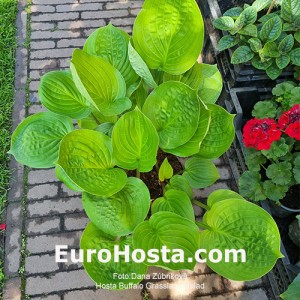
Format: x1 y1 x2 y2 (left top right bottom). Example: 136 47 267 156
9 0 282 288
213 0 300 79
239 83 300 202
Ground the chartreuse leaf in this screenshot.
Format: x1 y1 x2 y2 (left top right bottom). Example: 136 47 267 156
266 162 292 185
252 101 277 119
263 181 289 202
133 212 200 270
289 49 300 66
281 274 300 300
95 122 114 136
39 71 91 119
281 0 300 23
158 158 173 182
207 189 244 208
82 177 150 236
200 199 282 281
217 35 239 51
259 16 282 42
57 129 127 197
151 189 194 221
252 0 272 12
278 34 294 53
55 164 83 192
70 49 131 116
231 46 254 64
239 171 266 201
132 0 204 75
164 175 193 199
183 157 220 189
128 42 157 89
80 223 147 288
83 23 139 87
245 148 267 172
213 16 235 30
198 104 235 159
112 108 159 172
9 112 73 168
78 109 117 130
164 99 211 157
142 82 200 150
293 156 300 183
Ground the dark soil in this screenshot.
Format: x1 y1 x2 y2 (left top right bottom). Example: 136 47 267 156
127 150 182 200
217 0 253 14
280 185 300 210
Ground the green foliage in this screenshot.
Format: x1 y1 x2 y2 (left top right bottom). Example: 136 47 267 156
8 0 281 289
214 0 300 79
239 171 266 201
252 100 277 118
280 273 300 300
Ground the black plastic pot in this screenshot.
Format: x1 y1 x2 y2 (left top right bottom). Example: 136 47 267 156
269 201 300 219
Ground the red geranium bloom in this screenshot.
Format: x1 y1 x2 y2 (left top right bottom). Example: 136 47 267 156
278 104 300 129
0 224 6 231
243 118 282 150
285 121 300 140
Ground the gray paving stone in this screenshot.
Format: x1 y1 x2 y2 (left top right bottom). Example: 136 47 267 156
61 184 81 197
64 214 89 231
81 9 129 19
27 183 58 200
57 38 85 48
32 0 76 4
31 5 55 13
26 270 93 295
31 296 61 300
27 197 83 218
56 3 103 12
26 216 61 235
130 8 141 16
31 40 56 50
26 231 82 254
106 1 143 10
30 80 40 91
7 158 24 202
63 289 143 300
31 48 75 59
193 182 230 199
217 166 232 180
31 30 81 40
29 59 58 70
25 254 60 274
57 19 105 30
111 17 136 26
28 169 57 185
31 12 79 22
30 70 43 80
3 277 21 300
223 278 263 290
4 203 22 276
28 104 47 114
31 22 55 31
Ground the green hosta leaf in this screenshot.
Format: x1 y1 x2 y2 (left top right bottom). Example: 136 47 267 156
279 34 294 53
39 71 90 119
133 212 200 270
293 156 300 183
55 164 83 192
70 49 131 116
295 30 300 43
263 181 289 201
281 0 300 23
164 175 193 200
239 24 258 37
239 7 257 26
251 56 272 70
252 100 277 118
130 81 148 110
83 24 139 87
249 38 262 52
200 199 282 281
142 82 200 149
231 46 254 64
213 16 235 30
80 223 147 288
244 148 267 172
164 99 211 157
263 41 280 58
78 110 117 130
289 48 300 66
183 157 220 189
180 62 204 90
128 42 157 89
276 55 291 69
112 108 159 172
82 177 150 236
281 274 300 300
223 7 243 18
207 189 245 208
252 0 272 12
158 158 173 182
239 171 266 201
259 16 282 42
9 112 73 168
266 162 292 185
57 129 127 197
217 35 239 51
266 64 282 80
152 189 194 221
261 138 290 160
198 104 235 159
95 122 114 136
132 0 204 75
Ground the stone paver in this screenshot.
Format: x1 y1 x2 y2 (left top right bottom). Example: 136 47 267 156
4 1 274 300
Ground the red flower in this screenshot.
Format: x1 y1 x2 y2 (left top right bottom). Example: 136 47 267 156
243 118 282 150
0 224 6 231
278 104 300 129
285 121 300 140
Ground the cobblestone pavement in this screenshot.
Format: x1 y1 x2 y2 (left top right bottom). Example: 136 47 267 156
4 0 275 299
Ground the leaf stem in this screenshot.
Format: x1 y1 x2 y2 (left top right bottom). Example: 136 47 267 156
176 170 184 175
266 0 276 15
192 199 210 211
91 112 100 125
260 164 267 171
195 221 211 230
136 169 140 179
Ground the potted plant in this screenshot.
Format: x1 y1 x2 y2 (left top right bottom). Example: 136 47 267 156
8 0 283 289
